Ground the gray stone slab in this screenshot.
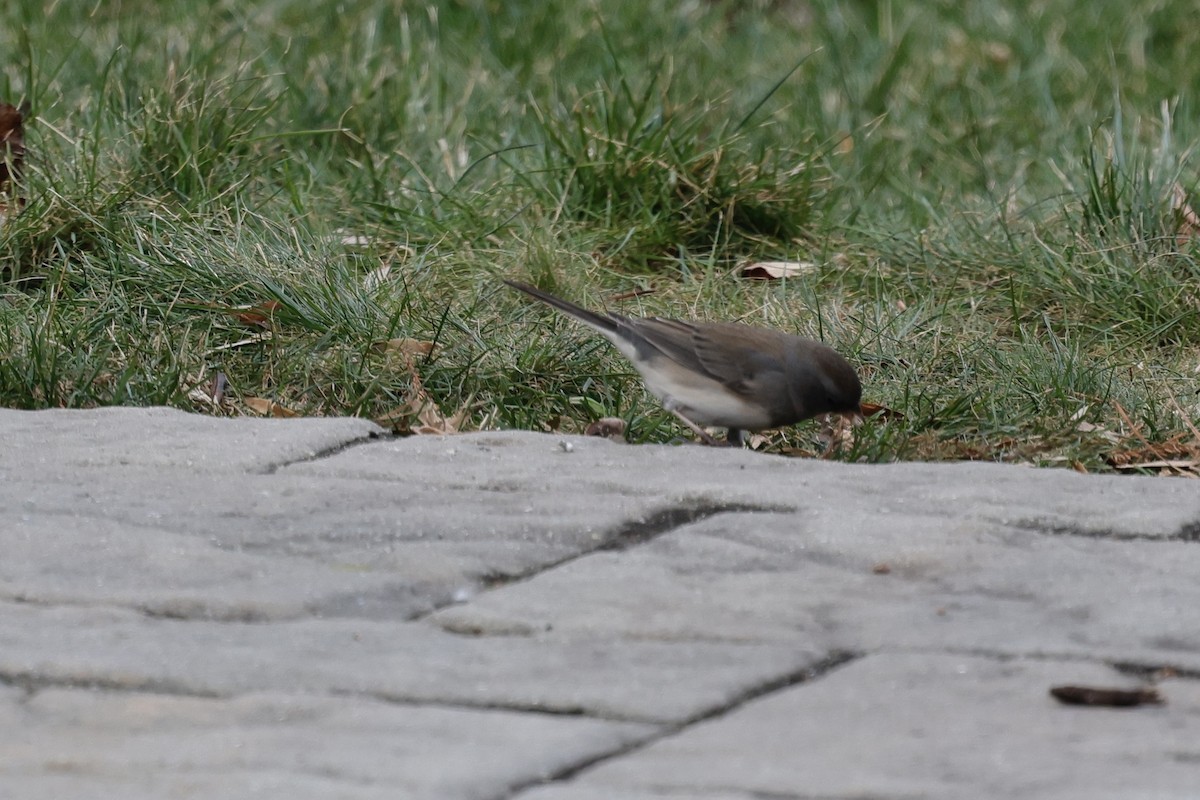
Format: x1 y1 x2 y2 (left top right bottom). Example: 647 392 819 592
431 510 1200 668
0 468 641 619
519 788 757 800
290 432 1200 539
0 513 427 621
0 602 823 723
0 688 651 800
2 411 1198 800
555 653 1200 800
0 406 383 473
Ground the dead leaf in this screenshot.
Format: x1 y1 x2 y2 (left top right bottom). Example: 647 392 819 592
374 349 467 434
338 231 372 247
872 563 891 575
243 397 300 418
818 412 856 456
1076 420 1122 445
1049 685 1163 707
227 300 282 328
0 101 28 225
0 200 17 228
363 263 391 291
1171 182 1200 241
370 337 436 357
0 101 27 191
376 397 468 434
209 373 228 406
584 417 627 441
1106 432 1200 477
609 287 656 302
746 432 771 451
859 401 904 420
739 260 818 280
188 372 230 410
205 332 272 355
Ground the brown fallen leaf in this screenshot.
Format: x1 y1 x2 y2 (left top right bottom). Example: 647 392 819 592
0 100 27 190
376 397 470 435
339 231 372 247
209 372 229 406
739 260 818 280
746 432 771 451
1049 685 1163 707
871 563 891 575
227 300 283 328
0 100 28 226
188 372 230 410
608 287 656 302
859 401 904 420
1106 432 1200 477
374 350 468 434
1171 182 1200 241
818 412 856 456
363 263 391 292
0 200 17 228
243 397 300 418
584 417 627 441
370 337 436 357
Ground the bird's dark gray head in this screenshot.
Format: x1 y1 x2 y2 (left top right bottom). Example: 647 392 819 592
785 342 862 420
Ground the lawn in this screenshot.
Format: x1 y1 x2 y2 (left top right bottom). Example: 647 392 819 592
1 0 1198 472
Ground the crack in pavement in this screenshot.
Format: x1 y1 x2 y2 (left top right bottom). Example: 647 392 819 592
595 502 792 552
5 503 788 629
0 669 223 701
497 651 860 800
257 430 390 475
1111 660 1200 681
424 501 787 628
895 646 1200 683
1011 518 1200 543
344 689 668 724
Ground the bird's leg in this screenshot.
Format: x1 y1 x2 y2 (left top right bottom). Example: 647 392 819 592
669 409 725 447
726 428 745 447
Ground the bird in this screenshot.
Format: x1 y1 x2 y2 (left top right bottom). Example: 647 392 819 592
504 279 862 446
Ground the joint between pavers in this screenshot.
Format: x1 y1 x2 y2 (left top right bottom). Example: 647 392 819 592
595 501 792 552
1111 660 1200 681
346 689 652 724
894 645 1200 682
496 650 860 800
0 668 226 701
257 430 391 475
1011 518 1200 543
416 501 791 626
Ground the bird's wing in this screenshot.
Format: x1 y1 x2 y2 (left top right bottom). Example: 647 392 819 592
622 317 717 378
629 318 784 392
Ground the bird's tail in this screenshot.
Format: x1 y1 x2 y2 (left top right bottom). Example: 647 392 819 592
503 280 621 335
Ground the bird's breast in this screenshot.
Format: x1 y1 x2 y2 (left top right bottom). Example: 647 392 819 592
637 357 776 429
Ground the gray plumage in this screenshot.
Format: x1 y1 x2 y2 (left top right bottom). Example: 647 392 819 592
505 280 862 445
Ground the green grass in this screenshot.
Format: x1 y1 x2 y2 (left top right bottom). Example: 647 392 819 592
2 0 1199 471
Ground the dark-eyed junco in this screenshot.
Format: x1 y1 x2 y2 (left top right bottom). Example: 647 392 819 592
505 280 862 446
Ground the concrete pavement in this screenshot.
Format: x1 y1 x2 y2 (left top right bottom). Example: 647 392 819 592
2 406 1198 799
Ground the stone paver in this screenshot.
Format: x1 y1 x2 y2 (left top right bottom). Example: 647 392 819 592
2 407 1198 799
2 686 650 800
539 654 1200 800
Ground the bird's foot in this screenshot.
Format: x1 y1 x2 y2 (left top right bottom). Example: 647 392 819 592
670 410 737 447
